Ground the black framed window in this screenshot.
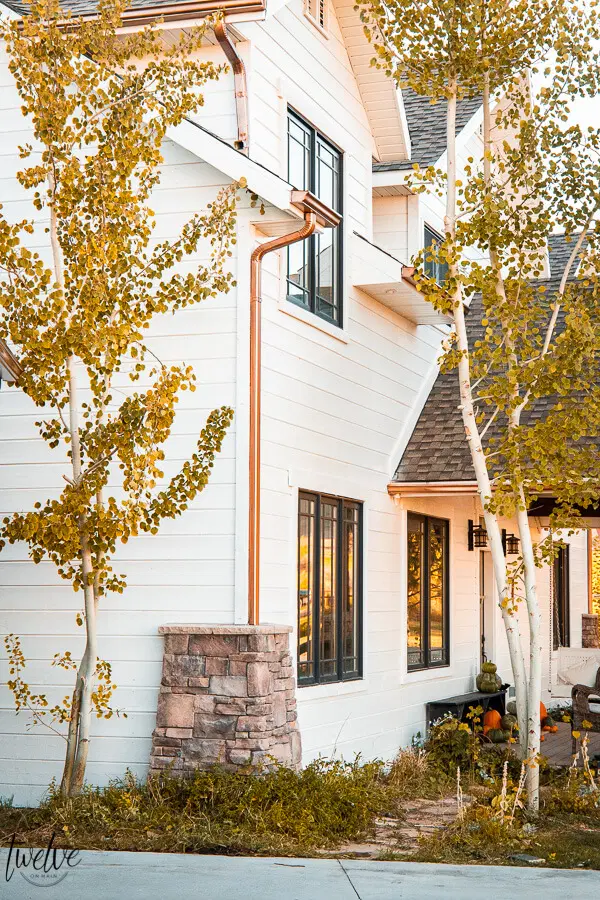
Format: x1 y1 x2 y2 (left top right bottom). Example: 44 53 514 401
287 110 343 326
407 513 450 671
553 545 570 649
297 491 362 685
423 224 449 285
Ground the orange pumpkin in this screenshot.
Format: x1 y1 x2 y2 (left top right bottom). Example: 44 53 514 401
484 709 502 731
540 734 545 742
550 725 558 733
543 725 552 732
540 701 547 721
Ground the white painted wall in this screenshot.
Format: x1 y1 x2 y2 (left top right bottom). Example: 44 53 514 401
0 0 580 807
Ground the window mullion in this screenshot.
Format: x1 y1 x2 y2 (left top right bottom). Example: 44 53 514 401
424 516 430 668
309 128 317 313
445 519 450 664
314 493 321 684
357 504 363 678
337 498 344 681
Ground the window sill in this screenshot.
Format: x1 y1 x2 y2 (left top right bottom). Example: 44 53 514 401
304 11 329 38
278 300 349 344
403 665 453 685
297 678 368 701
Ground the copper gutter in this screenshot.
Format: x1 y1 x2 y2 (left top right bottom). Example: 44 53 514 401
248 192 341 625
387 480 561 498
0 339 22 385
214 22 249 152
56 0 266 27
387 481 479 497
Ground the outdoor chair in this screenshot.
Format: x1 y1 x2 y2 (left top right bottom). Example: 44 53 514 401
571 666 600 753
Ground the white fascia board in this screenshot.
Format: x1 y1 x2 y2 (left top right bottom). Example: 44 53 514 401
372 167 414 190
0 3 21 19
167 118 299 216
395 87 412 159
264 0 290 15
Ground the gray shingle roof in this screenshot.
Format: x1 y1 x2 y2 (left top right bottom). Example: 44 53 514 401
373 88 482 172
392 234 588 483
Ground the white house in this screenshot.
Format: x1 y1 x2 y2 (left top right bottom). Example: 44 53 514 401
0 0 597 806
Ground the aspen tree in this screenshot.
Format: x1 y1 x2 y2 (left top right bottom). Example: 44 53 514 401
0 0 239 796
357 0 600 810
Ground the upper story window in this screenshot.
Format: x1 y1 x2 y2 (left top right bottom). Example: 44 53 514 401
424 224 449 286
297 491 362 685
304 0 328 34
407 512 450 671
287 110 343 326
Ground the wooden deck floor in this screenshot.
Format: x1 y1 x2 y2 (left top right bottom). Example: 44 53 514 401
540 721 600 767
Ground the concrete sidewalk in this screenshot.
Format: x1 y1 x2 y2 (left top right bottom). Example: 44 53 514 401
2 850 600 899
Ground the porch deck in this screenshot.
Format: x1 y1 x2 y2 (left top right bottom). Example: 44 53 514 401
539 722 600 767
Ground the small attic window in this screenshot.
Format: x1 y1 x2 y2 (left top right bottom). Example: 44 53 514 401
304 0 328 36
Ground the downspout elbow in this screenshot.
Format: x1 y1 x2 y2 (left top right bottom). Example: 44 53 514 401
214 21 249 153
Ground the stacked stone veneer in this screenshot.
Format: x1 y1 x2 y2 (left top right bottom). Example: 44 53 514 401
582 614 600 649
149 625 301 773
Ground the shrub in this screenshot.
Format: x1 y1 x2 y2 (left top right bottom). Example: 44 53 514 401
1 758 404 856
387 747 445 798
412 803 526 865
425 716 481 776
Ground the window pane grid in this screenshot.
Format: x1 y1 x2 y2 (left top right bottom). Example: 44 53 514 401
297 492 362 686
342 503 360 678
287 110 343 326
407 513 449 672
407 514 424 664
298 496 316 681
319 500 338 680
424 225 449 286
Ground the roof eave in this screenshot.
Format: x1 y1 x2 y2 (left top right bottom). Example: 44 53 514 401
388 480 478 497
110 0 265 26
1 0 266 27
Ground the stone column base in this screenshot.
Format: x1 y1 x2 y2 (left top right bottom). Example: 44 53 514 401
582 613 600 649
149 624 301 774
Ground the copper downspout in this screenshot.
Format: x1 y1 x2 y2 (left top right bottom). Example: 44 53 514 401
248 213 317 625
588 529 594 615
214 22 249 153
0 339 22 385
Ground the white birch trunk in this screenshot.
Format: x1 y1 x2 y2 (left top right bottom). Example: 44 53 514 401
516 499 542 811
446 79 529 755
49 179 97 796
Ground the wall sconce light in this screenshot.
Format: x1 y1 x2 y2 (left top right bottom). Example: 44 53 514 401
468 519 488 550
503 532 520 555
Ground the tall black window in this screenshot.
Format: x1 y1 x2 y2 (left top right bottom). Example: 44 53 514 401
287 110 343 325
407 513 450 671
553 545 570 649
297 491 362 685
423 224 449 285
